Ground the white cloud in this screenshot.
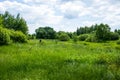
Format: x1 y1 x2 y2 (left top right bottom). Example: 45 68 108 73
0 0 120 33
0 0 64 33
60 1 88 19
23 0 57 5
23 0 32 3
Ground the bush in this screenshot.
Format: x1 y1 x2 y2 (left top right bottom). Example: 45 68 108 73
85 36 97 42
59 33 70 41
73 35 78 43
0 27 27 45
110 32 119 40
0 27 11 45
28 34 36 40
79 34 88 41
10 30 27 43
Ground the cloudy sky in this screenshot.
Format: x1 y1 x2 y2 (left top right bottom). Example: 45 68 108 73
0 0 120 34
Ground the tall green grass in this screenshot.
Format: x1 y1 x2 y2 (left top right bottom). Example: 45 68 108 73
0 40 120 80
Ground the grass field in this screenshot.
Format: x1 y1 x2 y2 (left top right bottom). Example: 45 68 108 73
0 40 120 80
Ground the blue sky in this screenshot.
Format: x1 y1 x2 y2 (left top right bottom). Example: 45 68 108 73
0 0 120 34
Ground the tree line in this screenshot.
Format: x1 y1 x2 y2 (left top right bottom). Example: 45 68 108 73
0 11 28 45
0 11 120 45
0 11 28 34
77 24 120 41
35 23 120 42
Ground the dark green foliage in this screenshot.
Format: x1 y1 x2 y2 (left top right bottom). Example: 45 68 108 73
56 31 75 40
115 29 120 35
110 32 119 40
85 35 97 42
0 26 27 45
72 35 78 43
96 23 111 41
1 11 28 34
76 24 98 35
35 27 56 39
66 32 74 39
0 15 3 27
59 33 70 41
10 30 27 43
0 27 11 45
57 31 66 35
28 34 36 39
57 31 66 38
79 34 89 41
77 27 85 35
76 23 119 42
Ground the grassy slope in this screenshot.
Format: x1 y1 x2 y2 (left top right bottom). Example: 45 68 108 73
0 40 120 80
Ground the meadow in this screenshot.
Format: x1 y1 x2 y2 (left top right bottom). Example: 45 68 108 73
0 40 120 80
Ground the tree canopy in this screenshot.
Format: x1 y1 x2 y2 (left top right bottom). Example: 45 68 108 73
1 11 28 34
76 23 119 42
0 11 28 45
0 11 120 42
76 24 98 35
115 29 120 35
95 23 111 41
35 26 56 39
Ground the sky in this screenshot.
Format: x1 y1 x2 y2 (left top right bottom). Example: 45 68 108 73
0 0 120 34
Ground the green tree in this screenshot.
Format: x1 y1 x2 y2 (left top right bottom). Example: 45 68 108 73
10 30 27 43
72 35 78 43
0 27 11 45
0 15 3 27
115 29 120 35
79 34 89 41
76 24 98 35
77 27 85 35
35 26 56 39
56 31 66 39
28 34 36 39
109 32 119 40
95 23 111 41
1 11 28 34
14 14 28 34
59 33 70 41
66 32 73 39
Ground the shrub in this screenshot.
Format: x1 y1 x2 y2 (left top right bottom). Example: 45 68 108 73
116 40 120 45
10 30 27 43
95 23 111 41
0 27 27 45
79 34 88 41
110 32 119 40
85 36 97 42
28 34 36 40
72 35 78 43
0 27 11 45
59 33 70 41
